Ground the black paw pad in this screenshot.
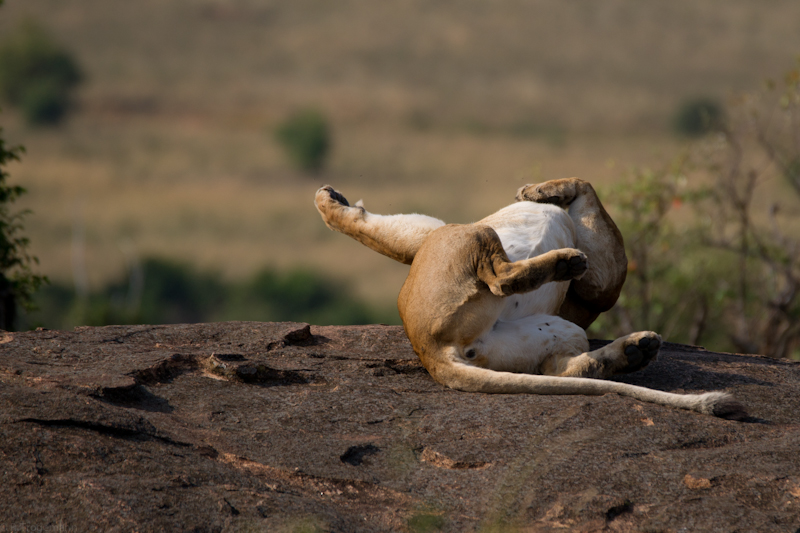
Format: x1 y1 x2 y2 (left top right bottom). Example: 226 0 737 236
555 255 586 281
569 255 587 275
555 259 569 279
623 344 644 370
325 187 350 206
637 336 659 363
621 336 660 374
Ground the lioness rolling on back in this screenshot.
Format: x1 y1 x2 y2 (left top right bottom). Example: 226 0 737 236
315 178 746 419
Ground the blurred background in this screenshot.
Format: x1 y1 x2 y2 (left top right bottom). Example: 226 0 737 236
1 0 799 357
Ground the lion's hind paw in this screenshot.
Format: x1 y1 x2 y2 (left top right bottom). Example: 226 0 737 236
516 180 580 207
618 332 661 374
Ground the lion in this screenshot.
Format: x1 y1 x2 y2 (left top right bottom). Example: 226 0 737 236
314 178 746 419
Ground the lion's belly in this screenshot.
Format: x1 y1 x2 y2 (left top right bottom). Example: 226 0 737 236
479 202 576 321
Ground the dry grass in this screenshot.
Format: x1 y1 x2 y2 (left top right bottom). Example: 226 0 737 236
1 0 799 311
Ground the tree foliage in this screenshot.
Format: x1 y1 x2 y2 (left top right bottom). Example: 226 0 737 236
0 123 46 330
596 60 800 358
24 259 391 330
673 97 724 137
590 164 726 347
275 108 331 173
694 61 800 357
0 20 82 125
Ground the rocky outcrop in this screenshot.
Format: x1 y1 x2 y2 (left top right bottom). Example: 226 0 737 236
1 322 799 532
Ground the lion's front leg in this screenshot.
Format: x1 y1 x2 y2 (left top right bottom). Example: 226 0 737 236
481 247 587 297
516 178 627 329
315 185 445 265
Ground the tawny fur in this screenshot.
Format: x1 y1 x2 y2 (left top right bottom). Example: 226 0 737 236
314 179 746 420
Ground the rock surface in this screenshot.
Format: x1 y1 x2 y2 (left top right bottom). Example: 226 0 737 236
1 322 799 532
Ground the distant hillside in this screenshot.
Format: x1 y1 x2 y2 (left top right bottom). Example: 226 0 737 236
3 0 800 317
2 0 799 133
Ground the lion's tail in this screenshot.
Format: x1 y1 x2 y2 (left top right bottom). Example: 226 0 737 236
436 360 747 420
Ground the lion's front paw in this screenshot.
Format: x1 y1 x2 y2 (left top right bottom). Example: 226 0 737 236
322 185 350 206
314 185 364 231
315 185 350 209
516 178 586 207
553 250 588 282
618 332 661 374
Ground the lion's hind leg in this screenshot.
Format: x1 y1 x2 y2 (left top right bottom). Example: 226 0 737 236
549 331 661 378
315 185 445 264
466 315 658 379
516 178 627 329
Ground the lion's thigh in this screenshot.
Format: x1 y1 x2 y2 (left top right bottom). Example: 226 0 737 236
469 314 589 374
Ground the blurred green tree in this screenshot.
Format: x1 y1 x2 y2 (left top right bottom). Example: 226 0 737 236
275 108 331 173
693 61 800 357
0 121 46 330
589 163 728 348
67 258 225 327
597 61 800 358
673 97 724 137
229 267 376 325
23 260 395 330
0 19 82 125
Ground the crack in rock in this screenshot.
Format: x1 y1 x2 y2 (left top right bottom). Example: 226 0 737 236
17 418 192 448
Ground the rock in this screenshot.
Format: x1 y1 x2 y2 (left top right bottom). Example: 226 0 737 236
0 321 799 531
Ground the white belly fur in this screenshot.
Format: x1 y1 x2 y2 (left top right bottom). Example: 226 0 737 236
478 202 576 320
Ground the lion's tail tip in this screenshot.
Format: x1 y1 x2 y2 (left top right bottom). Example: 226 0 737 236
697 391 748 421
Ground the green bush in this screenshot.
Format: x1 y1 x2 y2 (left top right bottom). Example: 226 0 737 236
21 78 70 124
135 258 226 324
275 109 331 173
0 122 46 330
22 259 397 329
784 157 800 191
90 258 224 326
673 97 723 137
0 21 82 125
228 267 379 325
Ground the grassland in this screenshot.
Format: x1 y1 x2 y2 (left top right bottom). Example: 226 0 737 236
1 0 799 316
